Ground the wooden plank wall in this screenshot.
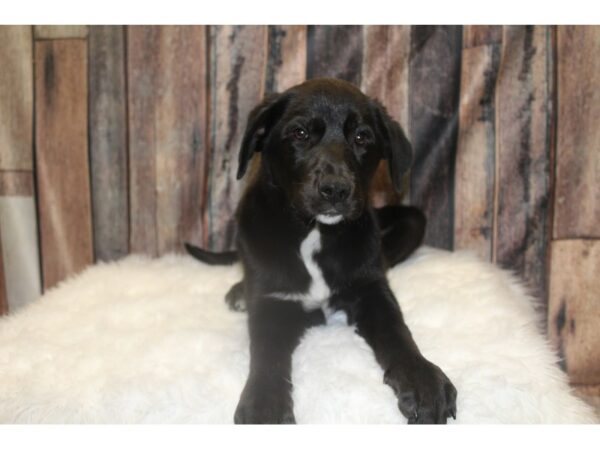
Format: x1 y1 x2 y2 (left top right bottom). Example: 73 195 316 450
0 26 41 313
495 26 554 305
0 25 599 392
88 26 128 262
35 39 93 290
548 26 600 389
409 26 463 250
206 26 267 251
127 26 208 255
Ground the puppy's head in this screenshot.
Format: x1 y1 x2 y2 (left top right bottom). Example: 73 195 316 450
237 78 412 224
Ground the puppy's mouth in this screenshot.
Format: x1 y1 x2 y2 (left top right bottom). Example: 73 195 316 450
313 203 354 225
316 211 344 225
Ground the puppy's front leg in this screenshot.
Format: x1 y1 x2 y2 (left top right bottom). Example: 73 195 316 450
235 297 324 424
346 281 457 424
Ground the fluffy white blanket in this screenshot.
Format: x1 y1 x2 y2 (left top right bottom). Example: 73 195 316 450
0 248 595 423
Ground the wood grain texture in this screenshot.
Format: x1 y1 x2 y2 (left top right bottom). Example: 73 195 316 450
265 26 307 93
0 171 34 196
454 44 500 260
206 25 267 250
463 26 502 48
89 26 129 262
0 197 41 312
127 26 208 255
409 25 463 250
554 26 600 239
0 26 33 171
0 231 6 315
549 239 600 384
307 26 363 85
35 40 93 290
495 26 554 301
34 26 87 39
362 26 411 207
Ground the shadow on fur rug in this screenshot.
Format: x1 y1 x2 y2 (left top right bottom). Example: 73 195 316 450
0 247 595 423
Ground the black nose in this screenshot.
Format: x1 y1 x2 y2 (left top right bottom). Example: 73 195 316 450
318 177 352 203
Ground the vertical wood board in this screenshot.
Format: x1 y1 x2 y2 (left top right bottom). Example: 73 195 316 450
454 44 500 260
307 26 363 86
89 25 129 261
409 25 463 250
549 239 600 384
463 26 502 48
35 39 93 289
0 26 33 171
206 25 267 250
494 26 554 302
127 26 208 255
0 197 41 312
554 26 600 239
265 25 307 93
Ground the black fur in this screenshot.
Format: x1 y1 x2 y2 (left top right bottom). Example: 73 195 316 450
188 78 456 424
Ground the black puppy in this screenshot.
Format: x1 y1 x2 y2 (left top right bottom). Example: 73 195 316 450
187 78 456 424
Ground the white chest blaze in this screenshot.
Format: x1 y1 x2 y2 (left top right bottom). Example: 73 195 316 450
270 227 332 310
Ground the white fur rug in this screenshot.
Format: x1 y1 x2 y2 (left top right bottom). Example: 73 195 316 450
0 248 595 424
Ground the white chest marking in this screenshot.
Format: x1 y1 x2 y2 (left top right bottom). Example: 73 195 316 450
270 227 332 310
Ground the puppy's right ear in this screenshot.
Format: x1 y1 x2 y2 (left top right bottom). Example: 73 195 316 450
371 100 413 192
237 93 288 180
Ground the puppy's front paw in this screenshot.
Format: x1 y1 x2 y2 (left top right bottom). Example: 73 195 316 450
234 378 295 424
384 357 457 424
225 282 247 312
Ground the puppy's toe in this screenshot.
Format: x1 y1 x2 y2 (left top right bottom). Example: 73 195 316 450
445 381 457 420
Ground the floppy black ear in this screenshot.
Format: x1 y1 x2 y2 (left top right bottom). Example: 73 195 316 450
237 93 288 180
372 101 413 192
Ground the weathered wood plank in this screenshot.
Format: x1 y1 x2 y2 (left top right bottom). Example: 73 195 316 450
0 231 7 315
495 26 554 302
307 26 363 86
0 171 34 196
127 26 158 255
0 197 41 311
549 239 600 385
35 40 93 289
361 25 411 207
128 26 208 255
463 26 502 48
205 26 267 250
454 44 500 261
554 26 600 239
89 26 129 262
409 25 463 250
34 26 87 39
265 25 307 93
0 26 33 171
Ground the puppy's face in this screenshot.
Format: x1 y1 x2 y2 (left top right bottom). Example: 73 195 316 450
237 78 412 224
265 81 383 223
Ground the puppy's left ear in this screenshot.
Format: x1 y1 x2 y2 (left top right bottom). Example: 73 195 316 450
372 100 413 192
237 93 288 180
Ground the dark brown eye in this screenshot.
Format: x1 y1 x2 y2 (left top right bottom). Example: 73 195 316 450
355 132 367 146
293 128 309 141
